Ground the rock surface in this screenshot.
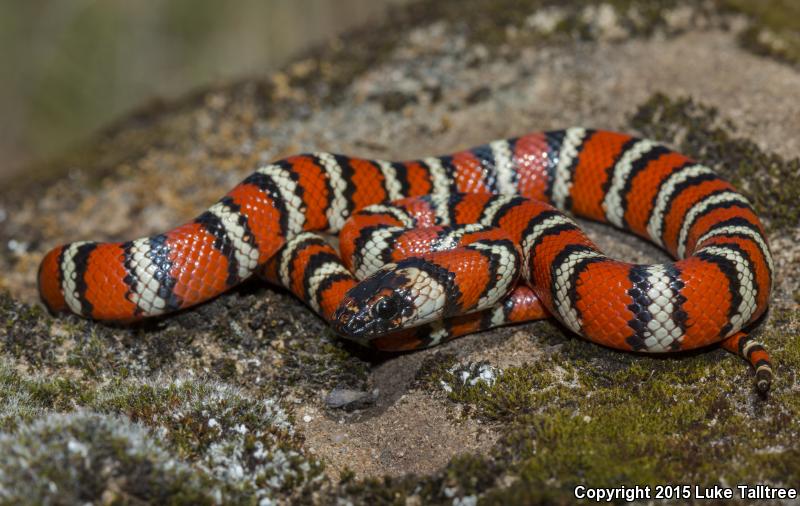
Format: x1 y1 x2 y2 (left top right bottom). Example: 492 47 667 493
1 1 799 504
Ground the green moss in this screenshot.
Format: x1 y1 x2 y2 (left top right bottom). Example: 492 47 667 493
429 359 579 422
402 302 799 503
0 412 221 505
281 333 371 392
0 365 41 431
87 378 324 499
64 327 123 379
333 454 498 505
414 351 459 385
428 0 800 68
0 291 45 328
0 290 134 381
721 0 800 65
490 385 797 500
423 0 686 47
212 356 239 380
0 360 101 431
0 367 324 502
398 295 800 501
1 282 371 398
26 377 96 410
630 93 800 233
0 291 52 360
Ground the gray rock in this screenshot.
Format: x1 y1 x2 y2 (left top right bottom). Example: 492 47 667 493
325 388 379 410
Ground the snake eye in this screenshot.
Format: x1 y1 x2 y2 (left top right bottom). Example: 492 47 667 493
373 296 399 320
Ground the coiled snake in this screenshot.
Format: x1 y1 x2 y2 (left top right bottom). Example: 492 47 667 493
37 129 774 391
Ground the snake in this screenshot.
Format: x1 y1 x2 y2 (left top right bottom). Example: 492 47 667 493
37 128 774 391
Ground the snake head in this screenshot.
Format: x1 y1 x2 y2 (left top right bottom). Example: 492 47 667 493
332 261 447 342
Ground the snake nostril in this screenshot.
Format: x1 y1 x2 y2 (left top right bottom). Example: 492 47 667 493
344 312 371 335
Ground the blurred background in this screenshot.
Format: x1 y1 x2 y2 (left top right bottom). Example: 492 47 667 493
0 0 407 183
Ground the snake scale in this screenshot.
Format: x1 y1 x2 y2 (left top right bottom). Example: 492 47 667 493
37 129 774 391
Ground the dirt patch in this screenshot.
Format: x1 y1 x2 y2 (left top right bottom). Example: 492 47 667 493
301 390 498 479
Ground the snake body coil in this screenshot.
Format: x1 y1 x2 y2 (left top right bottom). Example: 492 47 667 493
38 129 774 390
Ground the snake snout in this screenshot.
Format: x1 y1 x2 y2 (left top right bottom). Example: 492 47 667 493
331 300 368 338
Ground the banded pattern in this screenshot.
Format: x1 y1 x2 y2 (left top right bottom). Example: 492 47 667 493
37 129 775 390
338 197 525 333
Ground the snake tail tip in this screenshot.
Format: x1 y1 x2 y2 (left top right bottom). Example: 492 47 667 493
756 368 773 395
